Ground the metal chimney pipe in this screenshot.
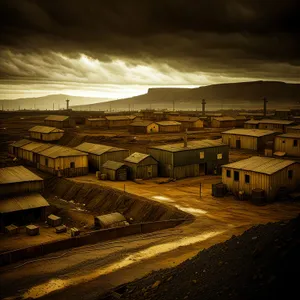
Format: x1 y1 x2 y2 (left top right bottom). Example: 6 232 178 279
66 99 70 110
202 99 206 116
263 97 268 117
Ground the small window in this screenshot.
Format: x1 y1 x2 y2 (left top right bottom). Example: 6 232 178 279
234 171 239 181
217 153 223 160
45 158 48 167
282 140 285 144
293 140 298 147
245 174 250 184
288 170 293 179
70 162 75 168
226 170 231 178
200 151 205 159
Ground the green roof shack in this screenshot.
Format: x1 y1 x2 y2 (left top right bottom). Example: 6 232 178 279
148 139 229 179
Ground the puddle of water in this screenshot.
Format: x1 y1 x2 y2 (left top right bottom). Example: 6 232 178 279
22 230 223 299
175 205 207 215
152 195 174 202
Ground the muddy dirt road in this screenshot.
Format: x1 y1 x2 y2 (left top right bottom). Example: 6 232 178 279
1 175 300 300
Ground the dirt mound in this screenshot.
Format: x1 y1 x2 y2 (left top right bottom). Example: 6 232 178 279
44 178 191 223
109 216 300 300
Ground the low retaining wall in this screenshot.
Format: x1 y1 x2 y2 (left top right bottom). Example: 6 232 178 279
0 219 186 266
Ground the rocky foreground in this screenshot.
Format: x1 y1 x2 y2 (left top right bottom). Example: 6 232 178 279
103 215 300 300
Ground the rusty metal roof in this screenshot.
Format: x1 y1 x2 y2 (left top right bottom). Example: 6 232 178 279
125 152 154 164
258 119 294 125
95 212 126 227
222 129 276 137
156 121 181 126
75 142 127 155
223 156 297 175
287 125 300 130
45 115 69 121
9 139 32 148
129 121 155 127
39 145 88 158
276 133 300 139
0 193 49 213
20 142 47 152
30 143 53 154
0 166 43 184
29 125 64 133
102 160 127 170
149 139 227 152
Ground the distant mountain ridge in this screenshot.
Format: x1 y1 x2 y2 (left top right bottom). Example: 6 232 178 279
0 94 110 110
73 81 300 111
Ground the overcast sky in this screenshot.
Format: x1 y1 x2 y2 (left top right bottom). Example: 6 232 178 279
0 0 299 100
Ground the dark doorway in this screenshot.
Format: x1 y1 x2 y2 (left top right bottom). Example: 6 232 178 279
199 163 206 175
236 139 241 149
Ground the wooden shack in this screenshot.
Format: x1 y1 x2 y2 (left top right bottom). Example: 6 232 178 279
148 139 229 179
167 116 204 131
211 117 236 128
156 121 181 133
128 121 159 134
222 156 300 201
245 119 295 132
286 125 300 134
29 126 64 141
94 212 127 229
105 116 135 128
222 129 277 151
44 115 74 128
244 119 260 129
85 118 107 128
124 152 158 180
75 142 129 170
101 160 128 181
234 116 248 127
0 165 44 197
8 139 32 157
275 109 291 119
274 134 300 157
0 193 49 232
19 142 53 164
38 145 88 177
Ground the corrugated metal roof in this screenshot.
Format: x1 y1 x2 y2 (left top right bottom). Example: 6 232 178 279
39 145 88 158
258 119 294 125
105 116 134 121
277 133 300 139
149 139 226 152
129 121 155 127
275 109 291 112
287 125 300 130
235 116 247 120
95 212 126 227
0 193 49 213
9 139 32 148
31 143 53 154
223 156 297 175
87 118 106 121
21 142 47 152
212 116 236 121
169 116 201 122
45 115 69 121
102 160 126 170
74 142 126 155
0 166 43 184
124 152 151 164
156 121 181 126
245 119 261 124
222 129 276 137
29 125 64 133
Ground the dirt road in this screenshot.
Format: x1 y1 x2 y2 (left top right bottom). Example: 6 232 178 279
1 175 300 300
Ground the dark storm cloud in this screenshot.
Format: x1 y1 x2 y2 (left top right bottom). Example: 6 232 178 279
0 0 299 80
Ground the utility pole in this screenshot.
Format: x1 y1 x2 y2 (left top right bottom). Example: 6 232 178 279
202 99 206 117
173 100 175 112
66 99 70 110
199 183 202 198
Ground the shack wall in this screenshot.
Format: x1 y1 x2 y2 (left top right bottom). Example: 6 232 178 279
274 136 300 157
